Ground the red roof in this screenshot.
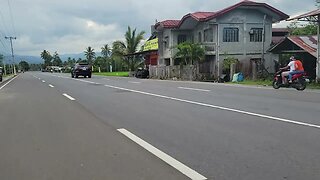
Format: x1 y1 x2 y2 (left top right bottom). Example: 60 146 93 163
272 28 289 33
209 0 289 21
157 0 289 29
190 12 216 21
156 20 180 29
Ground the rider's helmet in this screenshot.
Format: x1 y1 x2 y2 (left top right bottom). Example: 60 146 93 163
290 56 296 61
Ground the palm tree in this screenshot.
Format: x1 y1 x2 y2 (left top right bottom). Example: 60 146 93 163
52 51 62 66
112 26 145 71
84 46 95 64
101 44 111 58
40 50 52 68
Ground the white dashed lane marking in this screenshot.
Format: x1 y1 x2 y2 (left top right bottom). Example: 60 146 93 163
178 87 210 92
62 93 75 101
118 128 207 180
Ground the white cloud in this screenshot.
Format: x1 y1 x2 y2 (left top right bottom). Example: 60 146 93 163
0 0 317 56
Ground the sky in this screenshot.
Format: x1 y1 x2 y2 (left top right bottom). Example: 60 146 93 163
0 0 318 57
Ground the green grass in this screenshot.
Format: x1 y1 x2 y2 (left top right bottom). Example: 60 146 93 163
307 82 320 89
93 72 129 77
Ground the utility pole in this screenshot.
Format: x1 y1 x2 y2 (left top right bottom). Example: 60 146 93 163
5 36 17 75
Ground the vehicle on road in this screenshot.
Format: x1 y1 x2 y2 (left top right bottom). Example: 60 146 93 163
272 69 309 91
71 63 92 78
135 68 149 79
0 67 3 82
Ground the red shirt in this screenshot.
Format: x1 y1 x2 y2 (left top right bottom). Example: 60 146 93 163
294 60 304 71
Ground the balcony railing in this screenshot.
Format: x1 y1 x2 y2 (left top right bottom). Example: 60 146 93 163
200 42 216 55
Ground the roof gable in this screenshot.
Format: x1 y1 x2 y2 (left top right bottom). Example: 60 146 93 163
269 36 317 57
156 0 289 30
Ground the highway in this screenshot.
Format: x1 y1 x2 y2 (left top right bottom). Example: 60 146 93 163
1 72 320 180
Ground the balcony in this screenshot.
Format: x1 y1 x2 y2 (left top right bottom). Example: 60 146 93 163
201 42 216 55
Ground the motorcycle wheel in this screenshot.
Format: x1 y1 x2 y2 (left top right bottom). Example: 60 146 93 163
272 80 281 89
295 78 306 91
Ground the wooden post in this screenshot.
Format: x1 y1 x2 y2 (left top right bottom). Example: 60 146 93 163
230 63 236 81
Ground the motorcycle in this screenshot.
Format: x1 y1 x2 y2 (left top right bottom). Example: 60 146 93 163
272 69 309 91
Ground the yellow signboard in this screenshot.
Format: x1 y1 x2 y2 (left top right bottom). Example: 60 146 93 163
143 38 158 51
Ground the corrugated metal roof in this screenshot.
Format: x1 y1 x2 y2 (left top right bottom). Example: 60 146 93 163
288 36 317 57
270 36 317 57
287 9 320 21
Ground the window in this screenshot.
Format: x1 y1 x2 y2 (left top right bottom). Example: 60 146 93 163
164 58 171 66
223 28 239 42
164 36 169 48
204 28 214 42
198 32 202 43
250 28 263 42
177 35 187 44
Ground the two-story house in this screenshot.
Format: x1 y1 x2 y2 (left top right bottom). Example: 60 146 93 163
153 0 288 79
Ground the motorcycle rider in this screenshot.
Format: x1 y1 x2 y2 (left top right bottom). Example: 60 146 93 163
288 57 304 83
280 56 296 84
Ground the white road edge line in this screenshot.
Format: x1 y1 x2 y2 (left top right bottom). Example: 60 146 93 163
0 75 18 90
178 87 210 92
62 93 75 101
117 128 207 180
104 84 320 129
128 81 141 84
49 84 54 88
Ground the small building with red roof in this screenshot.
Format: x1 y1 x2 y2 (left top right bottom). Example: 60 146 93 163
269 35 317 79
150 0 289 80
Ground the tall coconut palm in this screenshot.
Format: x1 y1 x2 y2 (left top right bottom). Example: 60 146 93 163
84 46 95 64
40 50 52 68
101 44 111 58
112 26 145 71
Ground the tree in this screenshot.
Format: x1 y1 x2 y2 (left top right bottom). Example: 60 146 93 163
84 46 95 64
0 54 3 66
101 44 111 58
40 50 52 68
19 61 30 71
174 42 205 65
287 21 317 35
66 57 76 67
52 51 62 66
112 26 145 71
94 56 108 71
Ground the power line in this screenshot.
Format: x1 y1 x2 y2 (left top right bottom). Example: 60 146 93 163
0 9 11 37
6 0 16 36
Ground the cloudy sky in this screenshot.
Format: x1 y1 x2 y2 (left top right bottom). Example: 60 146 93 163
0 0 317 57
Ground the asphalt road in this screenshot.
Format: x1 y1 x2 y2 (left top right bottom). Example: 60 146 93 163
1 72 320 180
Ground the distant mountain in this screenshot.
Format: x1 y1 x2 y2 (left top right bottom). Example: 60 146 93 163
15 55 42 64
14 52 102 64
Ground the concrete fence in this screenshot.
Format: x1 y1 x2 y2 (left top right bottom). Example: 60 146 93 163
149 65 203 81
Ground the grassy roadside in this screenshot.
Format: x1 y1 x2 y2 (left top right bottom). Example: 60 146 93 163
228 79 320 89
93 72 129 77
